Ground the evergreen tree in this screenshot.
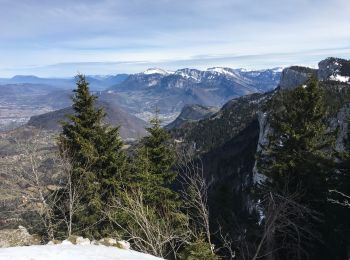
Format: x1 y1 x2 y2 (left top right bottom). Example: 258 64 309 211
258 78 333 205
57 74 126 238
134 110 178 210
179 235 220 260
257 78 336 259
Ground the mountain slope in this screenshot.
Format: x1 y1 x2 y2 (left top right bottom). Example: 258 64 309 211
170 92 271 152
169 57 350 242
27 100 147 140
165 104 219 130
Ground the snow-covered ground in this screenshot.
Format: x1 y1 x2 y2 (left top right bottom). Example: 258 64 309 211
0 244 162 260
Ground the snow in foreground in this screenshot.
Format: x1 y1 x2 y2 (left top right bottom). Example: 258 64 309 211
0 244 162 260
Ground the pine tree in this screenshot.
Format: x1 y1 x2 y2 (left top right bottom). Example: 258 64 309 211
257 78 335 259
57 74 126 238
179 235 220 260
258 78 333 204
134 110 179 210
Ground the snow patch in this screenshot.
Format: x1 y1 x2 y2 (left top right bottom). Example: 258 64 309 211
330 74 350 83
0 244 162 260
142 68 173 75
207 67 235 77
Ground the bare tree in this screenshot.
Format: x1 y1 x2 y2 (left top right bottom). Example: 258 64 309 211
328 189 350 208
251 189 321 260
52 150 85 238
176 148 214 253
0 133 88 241
176 147 239 259
0 133 59 240
106 189 191 258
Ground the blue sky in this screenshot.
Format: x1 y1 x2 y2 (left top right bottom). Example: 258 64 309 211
0 0 350 77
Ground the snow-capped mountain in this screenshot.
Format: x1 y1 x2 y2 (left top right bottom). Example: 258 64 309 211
0 66 282 131
108 67 281 123
142 68 173 75
279 57 350 90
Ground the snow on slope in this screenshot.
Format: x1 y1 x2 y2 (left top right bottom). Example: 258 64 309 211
330 74 350 83
142 68 172 75
207 67 235 77
0 244 162 260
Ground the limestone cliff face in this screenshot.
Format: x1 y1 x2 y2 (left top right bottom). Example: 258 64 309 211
279 66 317 90
253 58 350 182
252 111 269 184
329 103 350 152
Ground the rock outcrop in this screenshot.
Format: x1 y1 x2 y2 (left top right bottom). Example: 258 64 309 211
0 226 40 248
165 104 219 130
48 236 130 250
318 57 350 81
279 66 317 89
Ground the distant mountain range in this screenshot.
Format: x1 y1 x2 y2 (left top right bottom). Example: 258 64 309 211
0 74 128 91
0 66 282 133
107 67 282 122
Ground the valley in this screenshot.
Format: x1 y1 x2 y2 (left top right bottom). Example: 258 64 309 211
0 67 281 133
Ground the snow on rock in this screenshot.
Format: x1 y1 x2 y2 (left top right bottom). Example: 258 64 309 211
61 240 73 245
142 68 172 75
0 244 163 260
116 240 130 250
329 74 350 83
97 238 116 246
207 67 235 77
75 237 90 245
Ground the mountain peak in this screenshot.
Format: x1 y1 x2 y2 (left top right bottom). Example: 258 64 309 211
142 68 173 75
11 75 39 80
207 67 235 76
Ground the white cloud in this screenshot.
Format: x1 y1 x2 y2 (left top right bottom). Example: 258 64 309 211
0 0 349 76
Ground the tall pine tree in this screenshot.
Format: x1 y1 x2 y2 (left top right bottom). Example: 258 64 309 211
133 110 178 210
258 78 333 204
257 78 335 259
58 74 126 238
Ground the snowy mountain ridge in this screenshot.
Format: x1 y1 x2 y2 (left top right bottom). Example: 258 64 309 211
139 66 283 80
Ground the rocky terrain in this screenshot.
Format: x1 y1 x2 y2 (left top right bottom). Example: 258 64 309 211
165 104 218 130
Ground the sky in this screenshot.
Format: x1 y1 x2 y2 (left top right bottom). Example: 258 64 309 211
0 0 350 77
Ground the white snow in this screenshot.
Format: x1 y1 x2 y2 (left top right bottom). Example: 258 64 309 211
142 68 173 75
207 67 235 77
330 74 350 83
0 244 162 260
173 70 201 81
272 67 284 73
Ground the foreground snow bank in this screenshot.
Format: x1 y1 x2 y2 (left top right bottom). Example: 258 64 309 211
0 244 162 260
